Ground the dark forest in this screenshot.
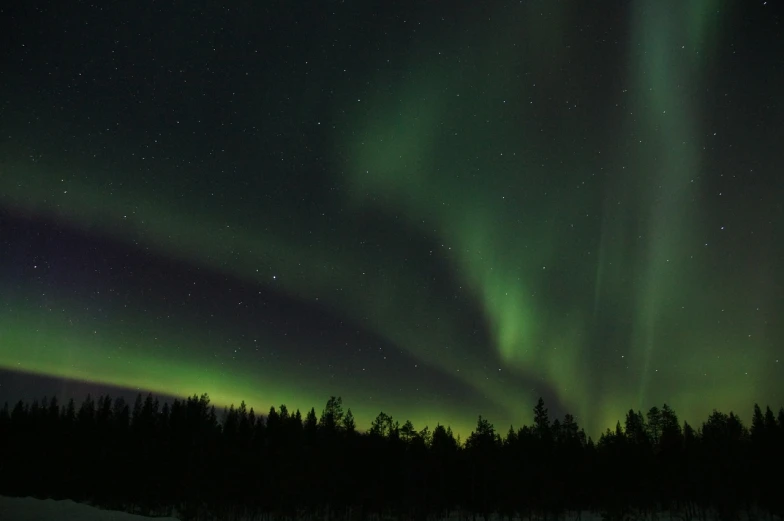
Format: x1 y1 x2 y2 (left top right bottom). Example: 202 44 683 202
1 394 783 521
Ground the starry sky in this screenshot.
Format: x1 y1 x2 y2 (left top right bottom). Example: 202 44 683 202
1 0 782 438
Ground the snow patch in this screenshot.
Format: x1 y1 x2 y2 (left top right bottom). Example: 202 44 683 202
0 496 180 521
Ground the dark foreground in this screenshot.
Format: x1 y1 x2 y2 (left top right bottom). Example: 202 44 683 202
1 394 783 521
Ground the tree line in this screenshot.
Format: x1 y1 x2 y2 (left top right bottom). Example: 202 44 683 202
0 393 782 521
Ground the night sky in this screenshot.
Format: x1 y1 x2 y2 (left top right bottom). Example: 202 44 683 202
1 1 782 438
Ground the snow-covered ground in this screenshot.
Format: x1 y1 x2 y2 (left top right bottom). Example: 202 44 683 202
0 496 180 521
1 496 775 521
0 500 612 521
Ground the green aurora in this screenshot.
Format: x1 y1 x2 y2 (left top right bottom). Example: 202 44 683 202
1 1 782 438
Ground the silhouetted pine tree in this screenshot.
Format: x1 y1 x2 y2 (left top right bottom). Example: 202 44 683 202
1 392 783 521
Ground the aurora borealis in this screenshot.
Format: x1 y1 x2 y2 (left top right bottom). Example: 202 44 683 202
1 1 782 438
